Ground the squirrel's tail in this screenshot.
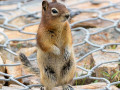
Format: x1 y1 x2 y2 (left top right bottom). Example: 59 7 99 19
19 53 39 75
19 53 31 67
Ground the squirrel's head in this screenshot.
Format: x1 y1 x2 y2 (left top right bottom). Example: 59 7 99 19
42 0 70 23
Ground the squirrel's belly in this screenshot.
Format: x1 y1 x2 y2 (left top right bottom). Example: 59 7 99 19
37 48 66 72
37 48 75 85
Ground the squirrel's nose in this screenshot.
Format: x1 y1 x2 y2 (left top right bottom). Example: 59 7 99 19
65 14 70 19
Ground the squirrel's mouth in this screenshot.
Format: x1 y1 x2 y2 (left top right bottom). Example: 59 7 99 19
60 13 70 22
62 17 69 22
62 14 70 22
62 18 67 22
65 14 70 19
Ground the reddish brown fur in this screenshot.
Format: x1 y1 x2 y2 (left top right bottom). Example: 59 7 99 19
37 0 76 90
37 1 72 52
52 0 57 2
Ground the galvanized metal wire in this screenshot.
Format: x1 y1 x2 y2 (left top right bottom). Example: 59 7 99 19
0 0 120 90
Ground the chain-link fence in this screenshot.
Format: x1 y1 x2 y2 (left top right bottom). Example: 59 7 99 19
0 0 120 90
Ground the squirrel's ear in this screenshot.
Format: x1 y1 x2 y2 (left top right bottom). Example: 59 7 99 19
42 0 49 11
52 0 57 2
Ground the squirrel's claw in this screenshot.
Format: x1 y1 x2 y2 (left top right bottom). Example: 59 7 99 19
40 85 44 90
63 85 74 90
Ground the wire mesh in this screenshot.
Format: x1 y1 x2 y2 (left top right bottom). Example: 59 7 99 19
0 0 120 90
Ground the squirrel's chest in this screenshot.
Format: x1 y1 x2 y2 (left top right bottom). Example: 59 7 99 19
49 30 65 46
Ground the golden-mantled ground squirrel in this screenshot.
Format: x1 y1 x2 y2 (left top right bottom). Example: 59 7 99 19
20 0 76 90
37 0 76 90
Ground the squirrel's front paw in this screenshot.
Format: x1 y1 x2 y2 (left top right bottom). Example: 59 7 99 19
64 46 71 60
52 45 60 55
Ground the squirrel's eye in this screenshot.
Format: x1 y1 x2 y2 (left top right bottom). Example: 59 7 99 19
51 8 59 15
52 9 58 13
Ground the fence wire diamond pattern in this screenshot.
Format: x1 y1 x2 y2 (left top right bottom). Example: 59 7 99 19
0 0 120 90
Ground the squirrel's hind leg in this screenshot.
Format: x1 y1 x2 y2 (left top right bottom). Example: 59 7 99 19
62 85 74 90
39 84 53 90
40 85 44 90
46 86 53 90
